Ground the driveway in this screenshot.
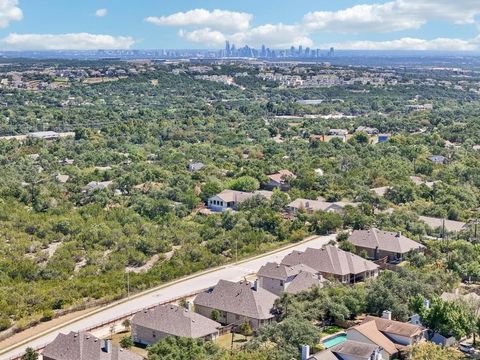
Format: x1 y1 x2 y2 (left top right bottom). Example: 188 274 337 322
0 234 335 360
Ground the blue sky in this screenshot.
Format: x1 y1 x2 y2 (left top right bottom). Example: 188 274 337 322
0 0 479 50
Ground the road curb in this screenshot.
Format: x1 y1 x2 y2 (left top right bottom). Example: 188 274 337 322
0 234 330 358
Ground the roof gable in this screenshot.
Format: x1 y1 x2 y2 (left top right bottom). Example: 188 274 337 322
194 280 278 320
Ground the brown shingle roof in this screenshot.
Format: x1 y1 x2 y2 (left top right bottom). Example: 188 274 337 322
42 332 143 360
132 304 220 339
193 280 277 320
362 316 424 338
348 321 398 356
281 245 378 277
348 228 425 254
268 169 295 184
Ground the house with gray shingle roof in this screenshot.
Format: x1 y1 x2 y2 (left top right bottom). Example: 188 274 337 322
287 199 359 215
309 340 382 360
257 262 324 296
347 228 425 262
281 245 378 284
42 332 143 360
418 216 467 234
194 280 278 330
131 304 221 345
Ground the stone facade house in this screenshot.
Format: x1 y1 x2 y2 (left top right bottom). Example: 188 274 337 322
42 332 142 360
194 280 278 330
347 228 425 262
281 245 379 284
256 262 324 296
131 304 221 346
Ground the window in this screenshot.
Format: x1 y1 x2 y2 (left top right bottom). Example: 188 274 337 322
280 280 284 286
235 314 240 320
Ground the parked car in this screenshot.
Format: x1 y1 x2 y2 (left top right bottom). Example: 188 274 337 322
459 343 475 354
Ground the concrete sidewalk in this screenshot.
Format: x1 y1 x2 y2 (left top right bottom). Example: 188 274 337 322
0 234 335 360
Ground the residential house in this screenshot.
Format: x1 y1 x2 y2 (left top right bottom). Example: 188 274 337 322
356 126 379 135
187 162 205 172
265 169 296 191
370 186 390 197
346 313 426 360
281 245 379 284
194 280 278 330
309 340 383 360
286 198 358 215
256 262 324 296
131 304 221 346
440 290 480 316
207 190 273 212
42 332 143 360
329 129 349 136
83 181 113 193
427 155 446 164
347 228 425 262
409 176 440 188
56 174 70 184
418 216 467 233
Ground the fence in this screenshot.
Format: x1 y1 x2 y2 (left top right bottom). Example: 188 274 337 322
5 288 207 360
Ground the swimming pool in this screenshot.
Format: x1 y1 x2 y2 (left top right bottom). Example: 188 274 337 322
322 333 347 348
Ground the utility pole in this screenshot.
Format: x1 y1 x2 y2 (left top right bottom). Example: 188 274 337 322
235 239 238 264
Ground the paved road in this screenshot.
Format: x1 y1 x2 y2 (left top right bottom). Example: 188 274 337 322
0 234 335 360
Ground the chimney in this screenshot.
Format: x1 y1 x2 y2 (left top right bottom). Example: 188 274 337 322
396 231 401 237
104 339 112 354
185 301 193 311
301 344 310 360
253 279 258 291
423 299 430 310
382 310 392 320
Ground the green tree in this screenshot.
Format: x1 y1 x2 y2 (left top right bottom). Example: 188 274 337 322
407 342 463 360
228 176 260 192
309 211 343 235
120 335 133 349
21 348 38 360
148 337 223 360
414 296 475 340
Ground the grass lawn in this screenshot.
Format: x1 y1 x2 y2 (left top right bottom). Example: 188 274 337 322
215 333 251 350
320 325 344 338
109 331 149 358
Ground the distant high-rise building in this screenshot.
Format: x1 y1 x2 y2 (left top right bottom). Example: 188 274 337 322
298 45 303 56
329 47 335 57
225 41 231 57
261 44 266 58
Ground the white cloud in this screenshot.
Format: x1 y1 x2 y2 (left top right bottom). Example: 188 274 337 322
304 0 480 34
179 24 313 49
95 8 108 17
326 37 479 51
0 0 22 28
146 9 252 32
147 3 480 50
231 24 313 49
179 28 226 47
1 33 136 50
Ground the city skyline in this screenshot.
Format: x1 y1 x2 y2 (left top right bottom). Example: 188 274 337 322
0 1 479 51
